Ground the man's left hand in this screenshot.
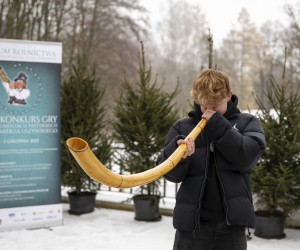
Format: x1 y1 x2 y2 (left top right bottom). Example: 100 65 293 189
202 109 216 121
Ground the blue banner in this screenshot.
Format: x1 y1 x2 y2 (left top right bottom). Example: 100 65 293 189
0 39 62 230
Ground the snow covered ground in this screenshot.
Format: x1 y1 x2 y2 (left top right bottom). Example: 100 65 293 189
1 203 300 250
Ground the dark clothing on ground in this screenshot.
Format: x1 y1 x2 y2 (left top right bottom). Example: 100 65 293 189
156 95 266 234
173 221 247 250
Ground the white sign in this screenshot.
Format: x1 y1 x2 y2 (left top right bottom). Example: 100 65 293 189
0 203 62 231
0 39 62 64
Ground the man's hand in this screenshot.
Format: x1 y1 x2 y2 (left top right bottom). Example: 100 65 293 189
177 137 195 159
202 109 216 121
9 82 15 89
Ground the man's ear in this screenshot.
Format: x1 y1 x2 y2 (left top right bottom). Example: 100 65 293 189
227 92 232 101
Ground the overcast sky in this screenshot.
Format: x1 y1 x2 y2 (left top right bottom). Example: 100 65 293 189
140 0 299 47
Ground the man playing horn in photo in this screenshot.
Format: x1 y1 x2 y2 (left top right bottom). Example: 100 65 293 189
0 68 30 105
156 69 266 250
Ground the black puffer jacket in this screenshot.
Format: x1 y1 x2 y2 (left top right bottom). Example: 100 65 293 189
156 95 266 233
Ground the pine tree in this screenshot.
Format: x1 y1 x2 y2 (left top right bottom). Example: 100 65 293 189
61 53 112 194
251 48 300 218
112 42 180 197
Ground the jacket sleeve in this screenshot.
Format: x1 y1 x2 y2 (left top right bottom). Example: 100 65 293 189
156 120 192 183
205 112 266 172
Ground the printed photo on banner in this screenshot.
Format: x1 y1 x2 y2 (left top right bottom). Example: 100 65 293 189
0 66 30 105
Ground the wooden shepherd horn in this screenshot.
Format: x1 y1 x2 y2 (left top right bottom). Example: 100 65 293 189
66 119 207 189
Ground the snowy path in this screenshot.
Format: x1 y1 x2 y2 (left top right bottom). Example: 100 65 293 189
1 204 300 250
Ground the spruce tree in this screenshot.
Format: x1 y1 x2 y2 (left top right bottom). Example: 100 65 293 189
251 48 300 218
61 53 112 194
112 42 180 197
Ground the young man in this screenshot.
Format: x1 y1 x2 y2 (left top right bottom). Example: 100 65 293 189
156 69 266 250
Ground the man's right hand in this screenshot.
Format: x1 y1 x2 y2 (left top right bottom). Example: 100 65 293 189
9 82 15 89
177 137 195 159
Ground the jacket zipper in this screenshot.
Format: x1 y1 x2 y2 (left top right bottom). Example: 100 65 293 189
213 112 250 225
214 147 230 225
191 113 240 234
207 113 238 226
192 135 209 237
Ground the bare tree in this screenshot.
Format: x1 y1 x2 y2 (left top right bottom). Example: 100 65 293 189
255 2 300 104
0 0 149 118
145 0 208 111
258 20 286 107
0 0 71 41
282 3 300 91
61 0 148 94
217 8 266 109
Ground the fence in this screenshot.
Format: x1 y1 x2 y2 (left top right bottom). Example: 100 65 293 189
99 178 180 198
98 159 180 198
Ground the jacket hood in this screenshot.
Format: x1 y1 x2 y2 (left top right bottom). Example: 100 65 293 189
188 94 240 122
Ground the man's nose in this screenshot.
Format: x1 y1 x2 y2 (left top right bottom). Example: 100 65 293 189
207 105 216 110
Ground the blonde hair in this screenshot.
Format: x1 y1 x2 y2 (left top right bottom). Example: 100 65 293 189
190 69 231 105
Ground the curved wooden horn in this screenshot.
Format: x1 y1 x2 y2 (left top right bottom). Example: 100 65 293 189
66 119 207 189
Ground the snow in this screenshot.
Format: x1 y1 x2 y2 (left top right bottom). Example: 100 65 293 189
1 204 174 250
1 203 300 250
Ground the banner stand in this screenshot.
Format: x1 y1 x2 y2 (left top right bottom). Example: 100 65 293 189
0 39 63 231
